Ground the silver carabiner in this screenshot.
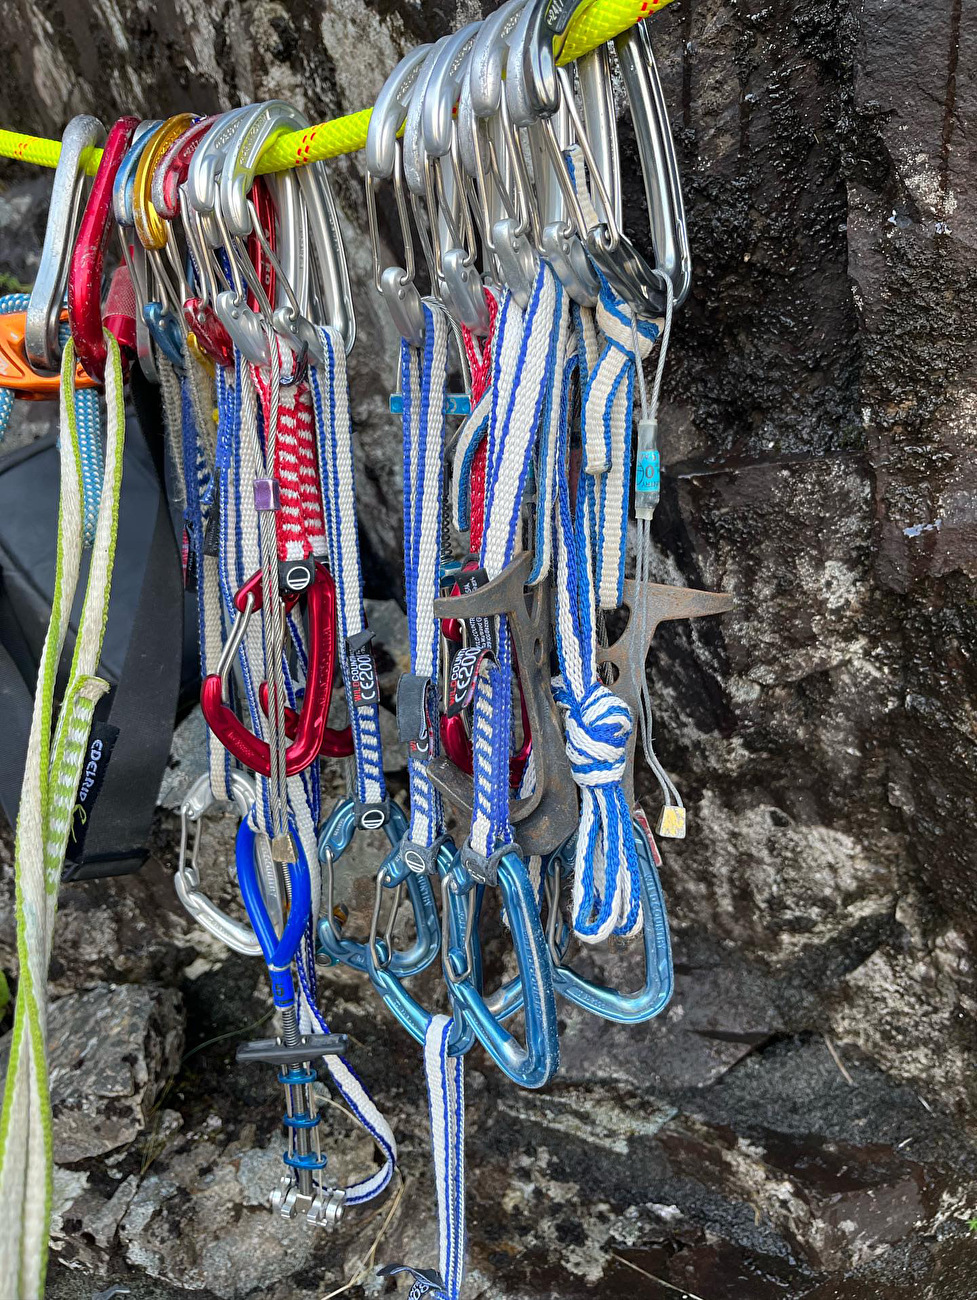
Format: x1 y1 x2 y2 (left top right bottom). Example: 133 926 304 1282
366 44 437 344
418 21 491 333
219 98 355 353
368 873 406 972
175 771 283 956
25 115 105 372
112 118 164 381
614 22 692 307
506 9 602 305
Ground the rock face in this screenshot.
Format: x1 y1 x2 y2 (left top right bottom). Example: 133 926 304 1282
0 0 976 1297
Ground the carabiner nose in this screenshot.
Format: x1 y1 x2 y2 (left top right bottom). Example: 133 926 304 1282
316 798 442 981
441 850 560 1089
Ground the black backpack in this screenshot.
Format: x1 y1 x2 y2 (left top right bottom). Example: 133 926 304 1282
0 371 197 879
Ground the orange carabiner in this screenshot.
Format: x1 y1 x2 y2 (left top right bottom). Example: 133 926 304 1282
0 309 98 398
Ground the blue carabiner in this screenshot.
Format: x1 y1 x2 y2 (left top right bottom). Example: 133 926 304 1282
364 839 476 1056
503 817 674 1025
142 301 185 370
112 119 163 227
442 850 560 1089
236 818 311 1009
316 798 441 979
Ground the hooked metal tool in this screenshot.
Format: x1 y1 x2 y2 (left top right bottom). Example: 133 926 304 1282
597 579 734 808
429 550 579 858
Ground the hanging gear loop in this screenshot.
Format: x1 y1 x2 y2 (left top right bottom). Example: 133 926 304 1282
0 5 734 1297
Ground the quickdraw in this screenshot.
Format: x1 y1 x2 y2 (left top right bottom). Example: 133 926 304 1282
0 3 734 1298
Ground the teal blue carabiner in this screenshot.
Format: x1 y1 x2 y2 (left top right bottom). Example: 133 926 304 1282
441 849 560 1089
365 839 476 1055
316 798 442 979
551 816 673 1021
500 817 673 1025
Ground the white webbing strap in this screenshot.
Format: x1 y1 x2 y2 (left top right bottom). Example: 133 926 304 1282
451 386 492 534
0 335 127 1300
425 1015 466 1298
548 315 643 942
294 932 398 1207
215 351 395 1207
565 143 662 609
552 483 642 943
177 348 230 802
378 1015 465 1299
468 265 562 860
401 304 450 849
309 327 386 810
581 279 659 610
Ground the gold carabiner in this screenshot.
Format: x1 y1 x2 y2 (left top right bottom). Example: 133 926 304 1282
132 113 197 251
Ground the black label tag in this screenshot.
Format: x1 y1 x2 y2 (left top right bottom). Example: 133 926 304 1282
181 525 196 592
346 629 379 709
278 558 315 595
443 567 497 717
445 643 496 716
65 721 120 864
202 491 221 558
457 567 496 656
396 673 432 747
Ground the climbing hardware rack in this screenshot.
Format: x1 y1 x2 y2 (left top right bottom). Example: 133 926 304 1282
0 2 734 1297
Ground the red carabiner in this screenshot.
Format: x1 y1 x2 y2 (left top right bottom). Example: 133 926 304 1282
440 678 531 789
256 681 352 757
147 113 238 369
183 297 235 368
68 116 141 382
248 177 277 314
152 115 219 219
201 563 351 776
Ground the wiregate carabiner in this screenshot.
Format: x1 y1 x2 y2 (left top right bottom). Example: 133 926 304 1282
365 44 432 345
175 771 284 956
440 849 560 1088
403 27 483 304
517 0 587 121
141 113 238 367
132 114 199 368
151 114 220 220
203 100 353 359
111 118 164 380
457 0 531 277
68 116 141 381
534 816 673 1023
503 13 602 307
613 21 692 307
316 798 441 981
25 114 105 373
416 22 491 334
112 119 163 227
200 562 349 778
205 102 305 365
365 839 477 1057
182 109 256 283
